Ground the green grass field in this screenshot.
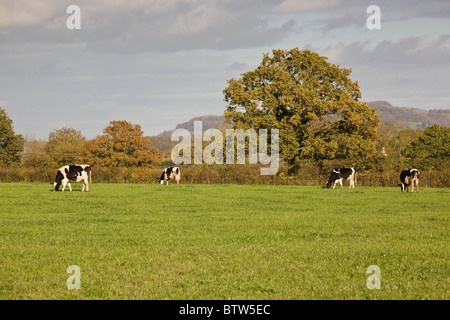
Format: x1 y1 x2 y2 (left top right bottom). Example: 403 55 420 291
0 182 448 300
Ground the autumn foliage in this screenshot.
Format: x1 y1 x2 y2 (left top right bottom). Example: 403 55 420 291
224 48 380 171
84 120 162 167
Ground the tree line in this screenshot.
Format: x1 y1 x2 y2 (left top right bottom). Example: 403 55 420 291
1 105 448 187
1 48 449 186
20 121 162 169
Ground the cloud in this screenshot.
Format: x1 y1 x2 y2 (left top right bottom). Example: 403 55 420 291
0 0 296 52
0 1 58 28
274 0 450 32
273 0 340 13
168 3 220 35
227 62 248 70
320 35 450 108
323 35 450 66
2 0 449 44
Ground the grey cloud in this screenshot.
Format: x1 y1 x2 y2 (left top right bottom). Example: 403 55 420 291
323 35 450 67
0 45 239 139
1 0 293 53
275 0 450 32
84 10 296 53
227 62 248 70
319 36 450 109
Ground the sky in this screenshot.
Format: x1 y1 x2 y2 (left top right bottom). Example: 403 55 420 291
1 0 449 140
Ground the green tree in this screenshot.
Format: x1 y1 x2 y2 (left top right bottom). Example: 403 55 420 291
223 48 380 172
407 124 450 170
0 107 24 166
46 127 86 167
84 120 162 167
374 124 424 171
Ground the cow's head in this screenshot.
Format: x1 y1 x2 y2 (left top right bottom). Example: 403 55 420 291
52 170 64 191
326 170 339 188
410 169 420 179
158 171 167 184
51 181 60 191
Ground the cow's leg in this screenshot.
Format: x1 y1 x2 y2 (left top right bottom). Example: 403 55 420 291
68 183 72 192
339 179 343 188
81 177 88 192
349 178 354 188
176 177 180 184
416 179 419 193
62 179 68 192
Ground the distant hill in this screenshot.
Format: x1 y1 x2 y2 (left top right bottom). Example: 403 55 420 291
368 101 450 129
148 115 228 152
148 102 449 152
155 115 227 137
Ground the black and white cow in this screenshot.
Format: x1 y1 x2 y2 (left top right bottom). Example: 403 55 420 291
399 168 419 192
52 165 91 192
158 167 181 185
326 167 357 189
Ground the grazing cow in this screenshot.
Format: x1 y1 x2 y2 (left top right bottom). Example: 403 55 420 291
52 165 91 192
326 167 357 189
158 167 181 185
399 168 419 192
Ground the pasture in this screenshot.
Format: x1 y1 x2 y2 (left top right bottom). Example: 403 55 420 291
0 182 448 300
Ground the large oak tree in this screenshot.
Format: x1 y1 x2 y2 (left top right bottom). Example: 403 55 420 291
223 48 380 171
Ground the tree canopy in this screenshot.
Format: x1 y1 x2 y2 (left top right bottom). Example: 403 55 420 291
0 107 24 166
223 48 380 171
407 124 450 169
46 127 86 167
84 120 162 167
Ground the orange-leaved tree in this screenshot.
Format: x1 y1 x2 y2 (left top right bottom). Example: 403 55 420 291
84 120 162 167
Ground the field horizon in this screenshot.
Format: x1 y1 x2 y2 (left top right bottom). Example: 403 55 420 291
0 183 448 300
